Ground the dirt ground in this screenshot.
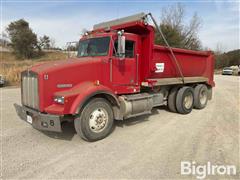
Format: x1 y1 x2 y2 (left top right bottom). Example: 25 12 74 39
1 75 239 179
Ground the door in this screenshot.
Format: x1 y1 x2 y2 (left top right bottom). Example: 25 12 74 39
111 35 138 86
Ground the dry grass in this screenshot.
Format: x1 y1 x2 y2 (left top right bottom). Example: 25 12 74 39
0 51 68 86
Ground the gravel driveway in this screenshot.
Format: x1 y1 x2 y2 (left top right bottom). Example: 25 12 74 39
1 75 239 179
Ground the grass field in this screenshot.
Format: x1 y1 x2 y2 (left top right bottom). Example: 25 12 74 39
0 51 68 86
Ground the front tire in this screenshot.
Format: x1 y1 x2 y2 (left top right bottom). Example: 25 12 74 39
176 86 194 114
74 98 114 141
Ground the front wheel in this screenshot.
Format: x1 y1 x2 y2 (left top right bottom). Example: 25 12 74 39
74 98 114 141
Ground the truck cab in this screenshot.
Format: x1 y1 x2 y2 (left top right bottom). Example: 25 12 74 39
14 13 214 141
77 31 141 94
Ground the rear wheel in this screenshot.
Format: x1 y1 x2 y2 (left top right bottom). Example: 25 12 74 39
167 86 179 112
194 84 208 109
74 98 114 141
176 86 194 114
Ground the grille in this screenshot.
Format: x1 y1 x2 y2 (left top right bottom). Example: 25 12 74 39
21 71 39 109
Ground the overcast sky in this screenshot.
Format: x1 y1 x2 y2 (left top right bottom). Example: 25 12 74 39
1 0 239 52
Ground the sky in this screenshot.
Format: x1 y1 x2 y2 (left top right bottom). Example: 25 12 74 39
1 0 239 52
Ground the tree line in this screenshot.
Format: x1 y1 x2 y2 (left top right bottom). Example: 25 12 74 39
215 50 240 69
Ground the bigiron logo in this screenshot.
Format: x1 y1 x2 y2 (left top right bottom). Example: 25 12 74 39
181 161 237 179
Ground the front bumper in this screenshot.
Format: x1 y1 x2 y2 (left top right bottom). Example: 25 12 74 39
14 103 62 132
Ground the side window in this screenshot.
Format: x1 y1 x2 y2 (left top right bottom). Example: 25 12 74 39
113 40 135 58
125 41 135 58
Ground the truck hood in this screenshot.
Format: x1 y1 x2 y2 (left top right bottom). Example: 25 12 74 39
30 57 97 74
29 57 106 112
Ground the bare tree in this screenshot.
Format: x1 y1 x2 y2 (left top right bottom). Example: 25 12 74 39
50 38 56 49
215 43 226 55
156 3 202 50
161 3 185 30
182 13 201 47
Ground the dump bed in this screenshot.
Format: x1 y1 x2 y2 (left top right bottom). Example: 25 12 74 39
144 45 215 87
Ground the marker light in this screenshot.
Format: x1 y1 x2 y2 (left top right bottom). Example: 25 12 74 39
54 96 65 104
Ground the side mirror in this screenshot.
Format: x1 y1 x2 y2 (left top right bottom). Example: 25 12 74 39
117 31 125 58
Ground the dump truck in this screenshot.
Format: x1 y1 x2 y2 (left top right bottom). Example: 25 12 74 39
14 13 215 141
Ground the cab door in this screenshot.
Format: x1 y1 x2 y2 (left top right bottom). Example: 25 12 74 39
111 34 139 86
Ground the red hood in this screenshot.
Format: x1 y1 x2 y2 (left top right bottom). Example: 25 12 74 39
29 57 106 112
30 57 98 74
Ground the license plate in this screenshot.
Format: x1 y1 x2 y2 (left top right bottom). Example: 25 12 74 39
26 115 33 124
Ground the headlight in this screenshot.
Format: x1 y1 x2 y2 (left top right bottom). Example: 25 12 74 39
54 96 64 104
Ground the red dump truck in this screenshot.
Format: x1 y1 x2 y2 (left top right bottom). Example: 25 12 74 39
14 13 215 141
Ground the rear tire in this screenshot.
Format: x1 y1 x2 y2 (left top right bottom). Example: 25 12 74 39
167 86 179 112
74 98 114 142
176 86 194 114
194 84 208 109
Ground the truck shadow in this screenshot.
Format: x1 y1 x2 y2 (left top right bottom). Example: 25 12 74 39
41 121 76 141
41 106 168 141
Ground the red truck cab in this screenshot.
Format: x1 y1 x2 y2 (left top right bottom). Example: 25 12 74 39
14 13 215 141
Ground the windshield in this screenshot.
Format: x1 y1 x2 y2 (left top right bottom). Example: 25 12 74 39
77 37 110 57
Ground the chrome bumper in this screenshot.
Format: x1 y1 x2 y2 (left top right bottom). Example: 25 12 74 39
14 103 62 132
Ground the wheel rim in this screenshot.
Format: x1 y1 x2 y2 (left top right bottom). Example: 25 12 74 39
184 92 193 109
89 108 109 133
199 89 207 105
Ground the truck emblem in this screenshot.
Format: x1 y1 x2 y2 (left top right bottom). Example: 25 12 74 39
57 84 73 88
